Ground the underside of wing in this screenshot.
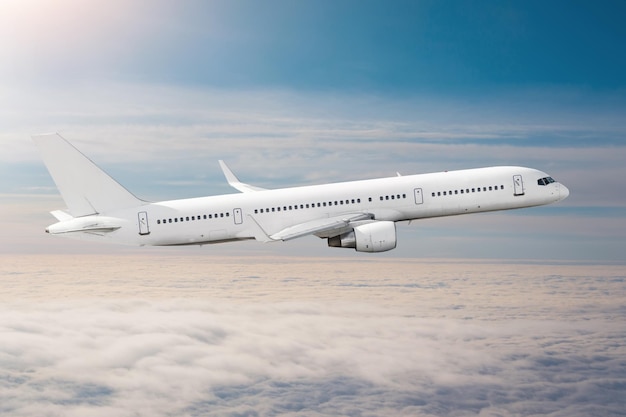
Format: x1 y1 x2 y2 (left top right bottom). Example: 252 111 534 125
269 212 374 241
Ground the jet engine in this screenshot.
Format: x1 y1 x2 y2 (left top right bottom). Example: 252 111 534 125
328 221 397 252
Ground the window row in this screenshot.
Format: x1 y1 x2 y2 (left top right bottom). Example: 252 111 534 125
254 198 362 214
157 212 230 225
379 193 407 201
431 185 504 197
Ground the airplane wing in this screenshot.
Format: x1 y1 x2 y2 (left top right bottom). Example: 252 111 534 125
269 212 373 241
219 160 268 193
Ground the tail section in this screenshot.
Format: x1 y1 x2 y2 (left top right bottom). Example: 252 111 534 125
32 133 144 216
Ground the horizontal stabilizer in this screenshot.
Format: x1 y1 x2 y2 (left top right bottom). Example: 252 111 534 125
46 216 122 235
219 160 267 193
50 210 73 222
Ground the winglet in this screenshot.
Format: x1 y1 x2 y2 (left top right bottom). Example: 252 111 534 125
218 160 267 193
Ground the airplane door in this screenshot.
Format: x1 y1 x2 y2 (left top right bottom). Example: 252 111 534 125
414 188 423 205
138 211 150 235
233 208 243 225
513 175 525 196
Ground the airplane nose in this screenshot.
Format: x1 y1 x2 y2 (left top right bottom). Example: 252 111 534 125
559 184 570 201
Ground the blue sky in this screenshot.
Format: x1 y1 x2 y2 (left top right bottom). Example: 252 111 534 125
6 0 625 92
1 0 626 261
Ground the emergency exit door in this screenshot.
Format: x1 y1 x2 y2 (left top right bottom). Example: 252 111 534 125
138 211 150 235
513 175 525 196
233 208 243 225
414 188 423 204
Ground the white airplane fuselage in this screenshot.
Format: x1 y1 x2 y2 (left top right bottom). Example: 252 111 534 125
41 143 568 252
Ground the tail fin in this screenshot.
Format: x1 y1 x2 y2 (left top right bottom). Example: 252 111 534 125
32 133 144 217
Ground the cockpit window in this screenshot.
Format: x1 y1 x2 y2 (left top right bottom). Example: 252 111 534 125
537 176 556 186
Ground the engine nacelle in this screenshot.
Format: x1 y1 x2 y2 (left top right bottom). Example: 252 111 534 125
328 221 397 252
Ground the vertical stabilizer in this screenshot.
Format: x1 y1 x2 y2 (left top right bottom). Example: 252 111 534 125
32 133 144 216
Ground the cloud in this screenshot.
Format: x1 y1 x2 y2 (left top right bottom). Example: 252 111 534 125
3 300 624 417
4 83 626 191
1 256 625 416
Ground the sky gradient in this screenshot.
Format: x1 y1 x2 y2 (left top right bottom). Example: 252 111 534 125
2 0 626 260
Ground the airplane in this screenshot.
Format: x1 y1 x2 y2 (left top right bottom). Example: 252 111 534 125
32 133 569 253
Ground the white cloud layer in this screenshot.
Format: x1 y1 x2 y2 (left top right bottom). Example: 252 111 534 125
1 256 625 416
